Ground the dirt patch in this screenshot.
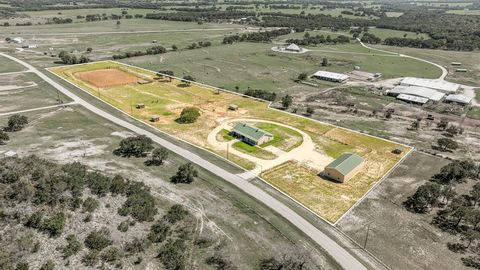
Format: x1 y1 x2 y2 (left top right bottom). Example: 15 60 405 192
74 68 142 88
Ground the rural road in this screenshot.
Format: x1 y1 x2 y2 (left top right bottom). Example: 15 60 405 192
0 53 372 270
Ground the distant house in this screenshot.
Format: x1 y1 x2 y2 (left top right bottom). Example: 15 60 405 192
285 43 301 52
150 115 160 122
11 37 24 44
451 62 462 66
324 153 364 182
312 71 349 83
230 123 273 146
228 104 239 111
136 103 145 109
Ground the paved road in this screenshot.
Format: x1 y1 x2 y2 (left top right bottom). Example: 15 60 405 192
0 52 369 270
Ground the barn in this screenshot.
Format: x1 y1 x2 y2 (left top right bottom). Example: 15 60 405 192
324 153 364 183
231 123 273 146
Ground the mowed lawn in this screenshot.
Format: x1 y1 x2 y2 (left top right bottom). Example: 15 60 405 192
51 61 411 222
121 42 441 94
0 55 26 73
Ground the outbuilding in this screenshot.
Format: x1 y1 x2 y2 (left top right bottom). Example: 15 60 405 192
312 71 349 83
324 153 364 183
445 94 472 105
230 122 273 146
150 115 160 122
285 43 301 52
400 77 460 94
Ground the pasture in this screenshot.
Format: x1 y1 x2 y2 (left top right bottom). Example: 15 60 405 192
51 61 410 222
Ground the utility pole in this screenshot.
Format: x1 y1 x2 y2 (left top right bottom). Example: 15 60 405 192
226 143 229 160
363 223 371 249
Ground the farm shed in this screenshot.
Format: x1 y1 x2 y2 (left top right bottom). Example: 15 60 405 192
324 153 364 183
231 123 273 146
445 94 472 105
400 77 459 93
312 71 349 83
285 43 301 52
228 104 239 111
386 85 445 102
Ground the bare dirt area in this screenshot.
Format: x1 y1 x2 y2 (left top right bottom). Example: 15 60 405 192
336 151 466 270
74 68 143 88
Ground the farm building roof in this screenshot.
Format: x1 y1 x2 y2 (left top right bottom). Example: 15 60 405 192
401 77 460 93
325 153 364 176
397 94 429 104
286 43 301 51
232 123 272 142
387 85 445 102
445 94 472 104
313 71 349 81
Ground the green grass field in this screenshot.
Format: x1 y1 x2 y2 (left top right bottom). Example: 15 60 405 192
233 141 277 160
51 60 410 222
367 28 430 40
0 55 26 73
121 42 440 95
446 9 480 15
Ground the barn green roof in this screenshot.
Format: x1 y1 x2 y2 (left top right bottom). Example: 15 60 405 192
325 153 364 175
232 123 272 142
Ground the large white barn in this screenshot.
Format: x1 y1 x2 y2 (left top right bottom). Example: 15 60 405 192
386 85 445 102
312 71 349 83
400 77 460 93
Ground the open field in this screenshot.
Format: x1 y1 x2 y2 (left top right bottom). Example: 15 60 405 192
0 72 71 113
366 27 430 40
446 9 480 15
75 68 143 87
121 42 441 95
337 151 466 270
0 55 26 73
0 104 338 269
371 44 480 86
51 61 410 222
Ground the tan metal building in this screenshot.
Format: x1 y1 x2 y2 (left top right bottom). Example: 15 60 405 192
324 153 364 183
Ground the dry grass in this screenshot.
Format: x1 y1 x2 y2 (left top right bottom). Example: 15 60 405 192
74 68 143 88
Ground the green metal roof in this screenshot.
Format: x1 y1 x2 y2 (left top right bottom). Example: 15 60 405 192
232 122 272 142
326 153 364 175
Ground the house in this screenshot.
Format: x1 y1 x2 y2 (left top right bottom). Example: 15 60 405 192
312 71 349 83
324 153 364 182
230 123 273 146
136 103 145 109
285 43 301 52
2 150 17 158
11 37 24 44
451 62 462 66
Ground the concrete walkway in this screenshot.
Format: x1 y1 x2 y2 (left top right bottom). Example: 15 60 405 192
0 52 371 270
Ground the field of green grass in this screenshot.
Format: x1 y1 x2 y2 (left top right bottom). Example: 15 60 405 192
446 9 480 15
367 28 430 40
121 42 440 95
0 73 71 113
371 44 480 85
0 55 26 73
233 141 277 160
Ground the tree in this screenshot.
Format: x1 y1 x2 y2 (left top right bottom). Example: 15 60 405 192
446 125 459 137
62 234 82 259
85 228 112 251
16 261 29 270
41 212 66 237
157 70 174 82
306 107 315 115
146 147 169 166
171 163 198 184
410 119 420 130
437 119 449 130
472 183 480 207
86 47 93 52
437 138 458 151
118 190 157 222
171 45 178 51
176 107 200 124
321 57 329 66
297 72 307 81
434 160 477 184
281 95 293 109
114 135 153 157
181 75 195 86
6 114 28 131
0 130 9 145
404 182 441 213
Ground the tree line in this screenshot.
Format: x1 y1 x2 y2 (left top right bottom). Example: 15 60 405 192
112 45 167 60
145 10 255 23
223 28 291 44
286 32 350 46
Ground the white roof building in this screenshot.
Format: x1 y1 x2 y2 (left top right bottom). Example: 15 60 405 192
397 94 429 104
401 77 460 93
445 94 472 105
285 43 301 52
11 37 24 44
387 85 445 102
312 71 349 82
2 150 17 158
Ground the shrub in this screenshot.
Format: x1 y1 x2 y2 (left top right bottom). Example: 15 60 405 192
5 114 28 132
165 204 190 224
118 190 157 222
82 197 100 212
101 246 122 262
15 261 29 270
86 172 111 196
124 237 145 254
114 135 154 157
85 228 112 251
171 163 198 184
176 107 200 124
62 234 82 259
41 212 66 237
158 239 186 270
39 260 54 270
148 219 170 243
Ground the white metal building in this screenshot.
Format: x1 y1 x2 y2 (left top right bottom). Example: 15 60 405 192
401 77 460 93
445 94 472 105
285 43 301 52
396 94 429 105
386 85 445 102
312 71 349 83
